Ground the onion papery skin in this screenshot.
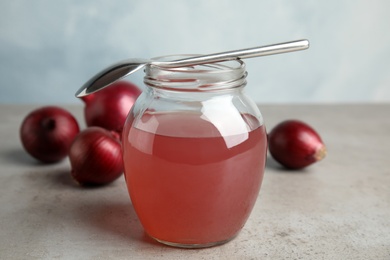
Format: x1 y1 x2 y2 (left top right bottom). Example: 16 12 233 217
20 106 80 163
69 127 123 186
268 120 327 169
81 81 141 133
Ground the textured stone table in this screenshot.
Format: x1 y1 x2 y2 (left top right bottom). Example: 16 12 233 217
1 104 389 259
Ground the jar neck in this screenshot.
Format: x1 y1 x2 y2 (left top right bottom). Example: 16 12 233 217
144 56 247 93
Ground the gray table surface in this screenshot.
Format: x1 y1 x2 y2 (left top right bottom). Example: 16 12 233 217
1 104 389 260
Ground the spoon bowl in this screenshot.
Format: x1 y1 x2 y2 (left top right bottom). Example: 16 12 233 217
77 59 149 97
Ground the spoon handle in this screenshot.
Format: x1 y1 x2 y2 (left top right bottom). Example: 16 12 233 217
153 39 309 67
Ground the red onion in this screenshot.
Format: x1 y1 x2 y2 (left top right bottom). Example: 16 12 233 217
80 80 141 133
268 120 327 169
20 106 80 163
69 126 123 186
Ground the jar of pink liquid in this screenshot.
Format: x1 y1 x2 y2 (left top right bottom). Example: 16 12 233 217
122 56 267 248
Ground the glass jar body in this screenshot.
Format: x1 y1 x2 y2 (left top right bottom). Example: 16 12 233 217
122 59 267 248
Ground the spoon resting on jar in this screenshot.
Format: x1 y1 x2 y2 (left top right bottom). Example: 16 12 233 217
75 39 309 97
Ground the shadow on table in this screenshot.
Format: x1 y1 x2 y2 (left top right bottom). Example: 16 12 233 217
265 155 284 170
2 148 39 165
77 199 161 247
265 155 310 174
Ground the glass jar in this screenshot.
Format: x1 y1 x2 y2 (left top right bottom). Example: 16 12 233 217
122 56 267 248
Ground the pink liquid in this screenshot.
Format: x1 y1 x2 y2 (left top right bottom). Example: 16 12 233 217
122 112 267 246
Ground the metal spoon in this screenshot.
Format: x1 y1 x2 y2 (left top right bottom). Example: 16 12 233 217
75 39 309 97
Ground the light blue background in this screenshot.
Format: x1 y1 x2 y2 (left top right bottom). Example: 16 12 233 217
1 1 389 104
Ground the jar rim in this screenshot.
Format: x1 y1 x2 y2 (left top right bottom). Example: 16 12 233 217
144 55 247 92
